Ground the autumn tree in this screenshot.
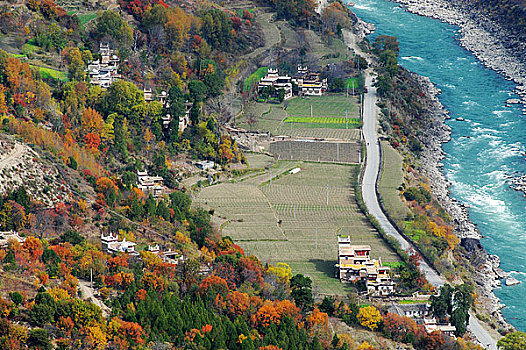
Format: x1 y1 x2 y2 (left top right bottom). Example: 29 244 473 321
357 306 382 331
382 312 423 343
94 11 133 51
497 331 526 350
82 107 104 136
199 275 229 297
198 9 233 50
252 302 280 328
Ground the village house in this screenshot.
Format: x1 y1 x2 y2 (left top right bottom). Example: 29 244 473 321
256 66 328 100
336 236 395 297
150 91 192 134
147 245 185 265
87 42 120 88
258 68 293 100
196 160 215 171
292 65 328 96
136 170 165 198
423 317 457 337
101 233 138 256
143 89 168 105
0 231 25 248
387 303 430 319
387 302 457 337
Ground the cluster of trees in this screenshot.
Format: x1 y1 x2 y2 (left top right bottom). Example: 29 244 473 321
430 284 474 337
266 0 317 27
373 35 399 98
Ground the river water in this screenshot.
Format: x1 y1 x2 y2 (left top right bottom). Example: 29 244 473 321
349 0 526 330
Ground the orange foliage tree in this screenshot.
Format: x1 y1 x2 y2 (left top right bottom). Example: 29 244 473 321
252 302 280 328
225 291 250 317
199 275 229 296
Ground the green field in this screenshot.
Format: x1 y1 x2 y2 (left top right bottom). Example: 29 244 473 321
346 77 359 89
239 95 361 139
378 141 409 224
244 67 269 92
196 161 400 295
286 95 359 117
77 13 99 28
35 66 67 81
284 116 362 129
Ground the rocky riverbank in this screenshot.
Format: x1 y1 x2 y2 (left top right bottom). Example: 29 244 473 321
412 73 513 331
391 0 526 105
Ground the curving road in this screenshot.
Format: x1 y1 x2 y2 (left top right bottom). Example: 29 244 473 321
360 71 498 350
361 73 444 287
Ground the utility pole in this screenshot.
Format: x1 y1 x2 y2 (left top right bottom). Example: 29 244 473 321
326 184 329 207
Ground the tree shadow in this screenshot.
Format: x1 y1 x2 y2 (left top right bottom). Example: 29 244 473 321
309 258 338 279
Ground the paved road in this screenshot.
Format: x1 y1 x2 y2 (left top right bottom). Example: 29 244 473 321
360 72 498 350
361 74 444 287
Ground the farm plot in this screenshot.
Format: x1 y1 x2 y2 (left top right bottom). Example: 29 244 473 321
275 127 361 140
195 183 285 241
239 103 287 134
283 117 362 129
286 95 359 118
245 152 274 169
378 141 409 224
269 140 361 164
198 161 400 295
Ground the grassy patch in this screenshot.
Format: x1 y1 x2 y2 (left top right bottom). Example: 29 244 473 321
77 13 99 28
286 95 359 117
346 77 359 89
22 43 40 54
378 141 409 224
34 66 68 81
383 261 405 269
244 67 268 92
398 299 429 304
284 116 361 128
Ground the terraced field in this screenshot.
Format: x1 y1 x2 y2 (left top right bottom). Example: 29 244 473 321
239 95 361 140
275 127 361 140
196 161 400 295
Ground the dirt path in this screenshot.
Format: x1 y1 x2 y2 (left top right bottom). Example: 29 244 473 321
79 280 111 318
0 143 25 171
244 12 281 60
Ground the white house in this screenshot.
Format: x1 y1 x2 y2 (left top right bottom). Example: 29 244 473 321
258 69 293 100
101 233 138 256
196 160 215 171
87 43 120 88
137 170 164 198
292 65 328 96
0 231 26 248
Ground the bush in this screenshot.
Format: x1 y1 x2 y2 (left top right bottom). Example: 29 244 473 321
68 156 77 170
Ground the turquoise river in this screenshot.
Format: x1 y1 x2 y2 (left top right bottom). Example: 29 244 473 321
349 0 526 330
